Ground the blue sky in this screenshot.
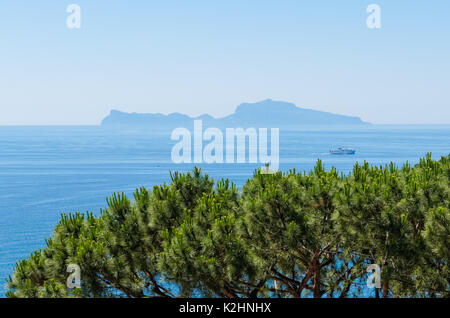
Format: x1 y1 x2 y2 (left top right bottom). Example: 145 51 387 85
0 0 449 125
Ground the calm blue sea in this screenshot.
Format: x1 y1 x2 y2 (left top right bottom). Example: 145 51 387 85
0 125 449 297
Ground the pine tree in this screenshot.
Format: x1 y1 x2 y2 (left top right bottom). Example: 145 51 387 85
6 156 449 298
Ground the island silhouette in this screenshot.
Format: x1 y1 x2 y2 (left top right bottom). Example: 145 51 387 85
101 99 369 129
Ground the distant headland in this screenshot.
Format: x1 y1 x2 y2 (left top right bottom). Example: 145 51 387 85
101 99 370 128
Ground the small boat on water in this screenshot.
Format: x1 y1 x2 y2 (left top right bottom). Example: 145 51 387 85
330 147 356 155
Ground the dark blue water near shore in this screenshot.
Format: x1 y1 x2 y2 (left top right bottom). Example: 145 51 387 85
0 125 449 297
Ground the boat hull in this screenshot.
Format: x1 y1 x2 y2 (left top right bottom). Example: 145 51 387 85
329 149 355 155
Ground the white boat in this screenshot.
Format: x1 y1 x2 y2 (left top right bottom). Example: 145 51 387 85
330 147 355 155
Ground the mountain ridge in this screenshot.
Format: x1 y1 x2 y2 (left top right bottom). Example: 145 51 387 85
101 99 370 128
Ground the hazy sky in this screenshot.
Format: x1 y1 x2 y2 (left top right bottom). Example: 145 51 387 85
0 0 449 125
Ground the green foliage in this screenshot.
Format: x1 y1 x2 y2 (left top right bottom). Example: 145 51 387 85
6 156 450 298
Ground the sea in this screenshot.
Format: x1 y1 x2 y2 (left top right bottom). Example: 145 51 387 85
0 125 449 297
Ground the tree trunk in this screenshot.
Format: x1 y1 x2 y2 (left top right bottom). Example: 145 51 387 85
313 261 321 298
382 281 389 298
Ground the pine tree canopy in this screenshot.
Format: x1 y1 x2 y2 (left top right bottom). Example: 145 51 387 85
6 155 450 298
